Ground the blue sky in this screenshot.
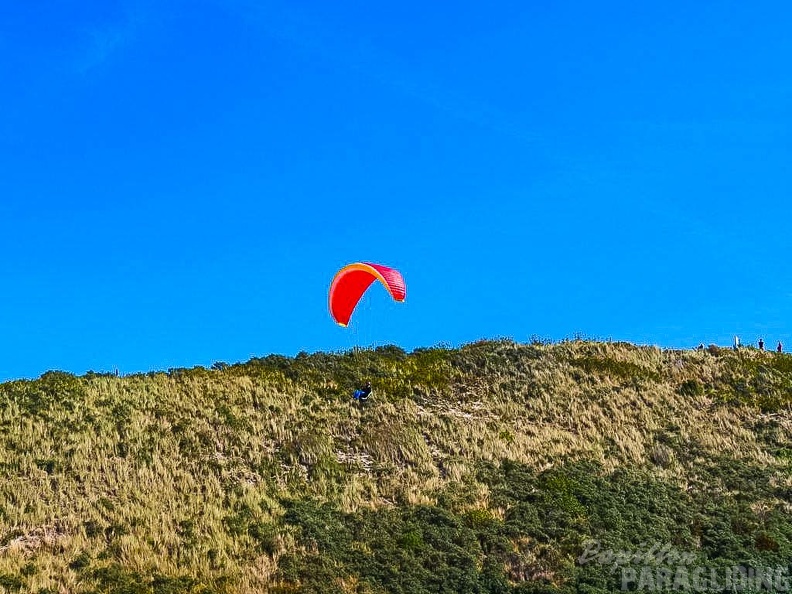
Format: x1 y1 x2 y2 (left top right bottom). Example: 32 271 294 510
1 1 790 380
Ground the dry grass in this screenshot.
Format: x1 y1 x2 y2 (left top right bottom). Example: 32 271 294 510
0 339 788 591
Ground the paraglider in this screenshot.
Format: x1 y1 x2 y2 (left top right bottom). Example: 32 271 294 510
328 262 406 327
353 381 372 402
329 262 406 403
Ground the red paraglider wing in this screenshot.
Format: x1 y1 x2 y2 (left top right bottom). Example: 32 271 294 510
329 262 406 326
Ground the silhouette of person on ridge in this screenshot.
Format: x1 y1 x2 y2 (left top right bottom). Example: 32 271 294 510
778 341 783 353
353 381 372 401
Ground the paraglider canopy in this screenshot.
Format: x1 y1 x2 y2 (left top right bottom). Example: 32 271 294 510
329 262 406 327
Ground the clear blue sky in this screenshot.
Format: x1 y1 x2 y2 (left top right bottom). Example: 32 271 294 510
1 1 790 380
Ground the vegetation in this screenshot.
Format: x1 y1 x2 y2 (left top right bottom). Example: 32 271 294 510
0 339 789 592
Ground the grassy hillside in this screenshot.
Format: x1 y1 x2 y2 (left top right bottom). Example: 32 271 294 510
0 339 790 593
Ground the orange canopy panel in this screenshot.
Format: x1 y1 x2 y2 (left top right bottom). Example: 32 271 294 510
328 262 406 326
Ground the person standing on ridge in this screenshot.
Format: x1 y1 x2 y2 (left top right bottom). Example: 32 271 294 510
778 341 783 353
759 338 765 351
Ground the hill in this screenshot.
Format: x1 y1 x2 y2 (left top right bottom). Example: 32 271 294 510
0 339 790 593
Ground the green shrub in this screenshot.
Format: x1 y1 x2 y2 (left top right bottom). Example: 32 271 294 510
679 379 703 396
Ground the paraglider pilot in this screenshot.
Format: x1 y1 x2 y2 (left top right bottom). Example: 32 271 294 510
353 381 372 401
